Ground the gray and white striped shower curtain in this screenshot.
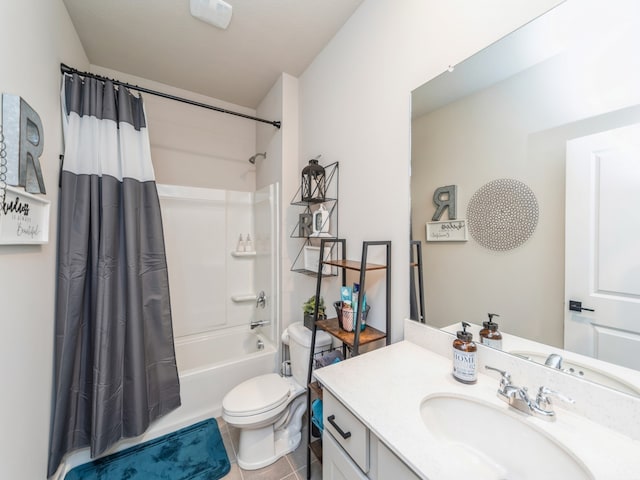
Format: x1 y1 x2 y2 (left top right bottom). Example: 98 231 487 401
48 74 181 476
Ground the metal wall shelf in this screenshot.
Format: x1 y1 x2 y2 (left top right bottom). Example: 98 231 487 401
290 162 339 275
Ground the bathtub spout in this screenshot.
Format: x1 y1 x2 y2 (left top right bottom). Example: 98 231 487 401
250 319 271 329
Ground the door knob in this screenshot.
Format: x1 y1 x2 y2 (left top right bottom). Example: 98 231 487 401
569 300 595 313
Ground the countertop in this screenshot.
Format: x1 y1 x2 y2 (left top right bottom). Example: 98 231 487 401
314 340 640 480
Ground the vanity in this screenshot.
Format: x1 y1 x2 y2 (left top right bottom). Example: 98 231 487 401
314 320 640 480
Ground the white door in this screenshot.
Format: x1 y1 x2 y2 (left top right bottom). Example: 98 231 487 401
565 123 640 371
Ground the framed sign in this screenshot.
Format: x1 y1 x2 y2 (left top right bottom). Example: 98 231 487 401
426 220 468 242
0 185 50 244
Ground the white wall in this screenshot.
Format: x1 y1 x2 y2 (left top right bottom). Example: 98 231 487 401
0 1 88 479
297 0 562 342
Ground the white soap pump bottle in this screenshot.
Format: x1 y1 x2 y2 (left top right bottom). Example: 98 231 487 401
312 203 330 236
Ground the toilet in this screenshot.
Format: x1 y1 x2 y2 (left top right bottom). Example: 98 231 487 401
222 322 332 470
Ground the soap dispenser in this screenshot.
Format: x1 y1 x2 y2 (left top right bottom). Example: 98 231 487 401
479 313 503 349
452 321 477 384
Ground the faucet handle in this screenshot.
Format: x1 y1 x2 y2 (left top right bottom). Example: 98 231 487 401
485 366 511 382
536 386 574 410
485 366 512 391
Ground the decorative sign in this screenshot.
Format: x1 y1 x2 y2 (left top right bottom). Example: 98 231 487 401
0 185 50 244
426 220 468 242
298 213 312 237
467 178 538 251
432 185 457 221
1 94 46 194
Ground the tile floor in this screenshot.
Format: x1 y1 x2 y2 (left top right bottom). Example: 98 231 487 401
218 416 322 480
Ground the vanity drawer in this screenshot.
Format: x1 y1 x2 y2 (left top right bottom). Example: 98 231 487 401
323 390 370 473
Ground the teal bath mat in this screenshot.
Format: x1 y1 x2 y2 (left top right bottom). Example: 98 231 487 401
65 418 230 480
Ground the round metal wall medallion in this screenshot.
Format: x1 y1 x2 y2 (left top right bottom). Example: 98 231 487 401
467 178 539 251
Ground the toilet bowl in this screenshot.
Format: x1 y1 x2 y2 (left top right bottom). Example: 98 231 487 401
222 322 331 470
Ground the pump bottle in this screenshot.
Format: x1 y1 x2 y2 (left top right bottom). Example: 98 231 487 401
479 313 503 349
452 321 477 384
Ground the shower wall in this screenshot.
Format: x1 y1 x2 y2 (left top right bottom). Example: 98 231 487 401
158 184 278 343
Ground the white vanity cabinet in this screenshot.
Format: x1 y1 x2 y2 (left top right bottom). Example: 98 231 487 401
323 389 420 480
323 432 368 480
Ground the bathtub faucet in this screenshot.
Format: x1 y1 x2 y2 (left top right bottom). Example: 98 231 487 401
251 319 271 329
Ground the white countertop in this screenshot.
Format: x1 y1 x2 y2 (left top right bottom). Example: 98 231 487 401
314 340 640 480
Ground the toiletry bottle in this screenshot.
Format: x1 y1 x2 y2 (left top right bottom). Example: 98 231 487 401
312 203 329 236
352 283 366 331
452 321 477 384
479 313 503 349
245 234 253 252
236 234 245 252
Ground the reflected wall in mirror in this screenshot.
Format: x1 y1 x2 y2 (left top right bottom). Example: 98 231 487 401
410 0 640 395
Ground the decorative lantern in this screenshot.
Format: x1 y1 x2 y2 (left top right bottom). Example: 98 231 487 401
301 158 326 202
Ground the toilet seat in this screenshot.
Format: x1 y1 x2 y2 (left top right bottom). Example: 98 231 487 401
223 373 290 417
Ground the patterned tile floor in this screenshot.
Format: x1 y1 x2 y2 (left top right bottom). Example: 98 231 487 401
218 416 322 480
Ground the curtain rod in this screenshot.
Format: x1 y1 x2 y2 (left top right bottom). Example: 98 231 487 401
60 63 281 129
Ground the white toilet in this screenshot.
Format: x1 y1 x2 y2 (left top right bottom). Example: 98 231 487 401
222 322 332 470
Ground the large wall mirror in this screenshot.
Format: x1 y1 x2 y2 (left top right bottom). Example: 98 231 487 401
410 0 640 396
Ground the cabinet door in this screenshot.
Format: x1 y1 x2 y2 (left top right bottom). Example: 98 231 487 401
324 391 370 472
376 439 421 480
323 431 368 480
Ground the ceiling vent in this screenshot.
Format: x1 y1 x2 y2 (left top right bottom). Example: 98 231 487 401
190 0 233 30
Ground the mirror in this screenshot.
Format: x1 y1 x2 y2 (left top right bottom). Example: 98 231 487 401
410 0 640 396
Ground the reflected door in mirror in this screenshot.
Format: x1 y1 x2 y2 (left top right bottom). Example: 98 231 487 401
565 123 640 371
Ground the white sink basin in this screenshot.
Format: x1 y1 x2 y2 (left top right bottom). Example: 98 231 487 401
420 393 594 480
509 350 640 397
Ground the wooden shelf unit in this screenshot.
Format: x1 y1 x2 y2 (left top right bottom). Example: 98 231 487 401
305 238 391 479
315 317 386 349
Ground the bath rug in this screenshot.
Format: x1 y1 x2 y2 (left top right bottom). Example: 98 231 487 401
64 418 230 480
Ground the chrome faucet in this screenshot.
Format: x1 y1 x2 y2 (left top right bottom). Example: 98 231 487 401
485 366 573 420
250 319 270 329
534 386 575 416
544 353 563 369
256 290 266 309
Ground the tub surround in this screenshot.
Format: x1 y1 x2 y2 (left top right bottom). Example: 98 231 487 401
314 319 640 479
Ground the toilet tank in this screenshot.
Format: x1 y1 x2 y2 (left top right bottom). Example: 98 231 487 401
285 322 332 386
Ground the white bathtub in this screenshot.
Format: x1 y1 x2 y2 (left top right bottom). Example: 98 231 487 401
54 329 277 479
157 329 278 430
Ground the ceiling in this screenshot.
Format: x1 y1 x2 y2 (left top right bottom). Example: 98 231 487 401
62 0 364 108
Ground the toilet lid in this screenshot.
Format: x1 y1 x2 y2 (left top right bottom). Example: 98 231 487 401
223 373 290 416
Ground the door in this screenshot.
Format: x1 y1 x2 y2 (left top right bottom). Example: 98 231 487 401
322 432 368 480
565 123 640 371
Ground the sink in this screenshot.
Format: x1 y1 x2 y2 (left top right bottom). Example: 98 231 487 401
509 350 640 397
420 393 594 480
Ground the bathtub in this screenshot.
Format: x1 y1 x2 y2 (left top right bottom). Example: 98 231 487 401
153 328 278 432
54 329 277 479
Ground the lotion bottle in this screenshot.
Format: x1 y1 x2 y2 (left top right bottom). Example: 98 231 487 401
452 321 477 384
236 234 245 252
312 203 330 236
479 313 503 349
245 233 253 252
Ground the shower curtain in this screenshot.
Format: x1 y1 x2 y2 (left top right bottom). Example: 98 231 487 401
48 74 181 476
